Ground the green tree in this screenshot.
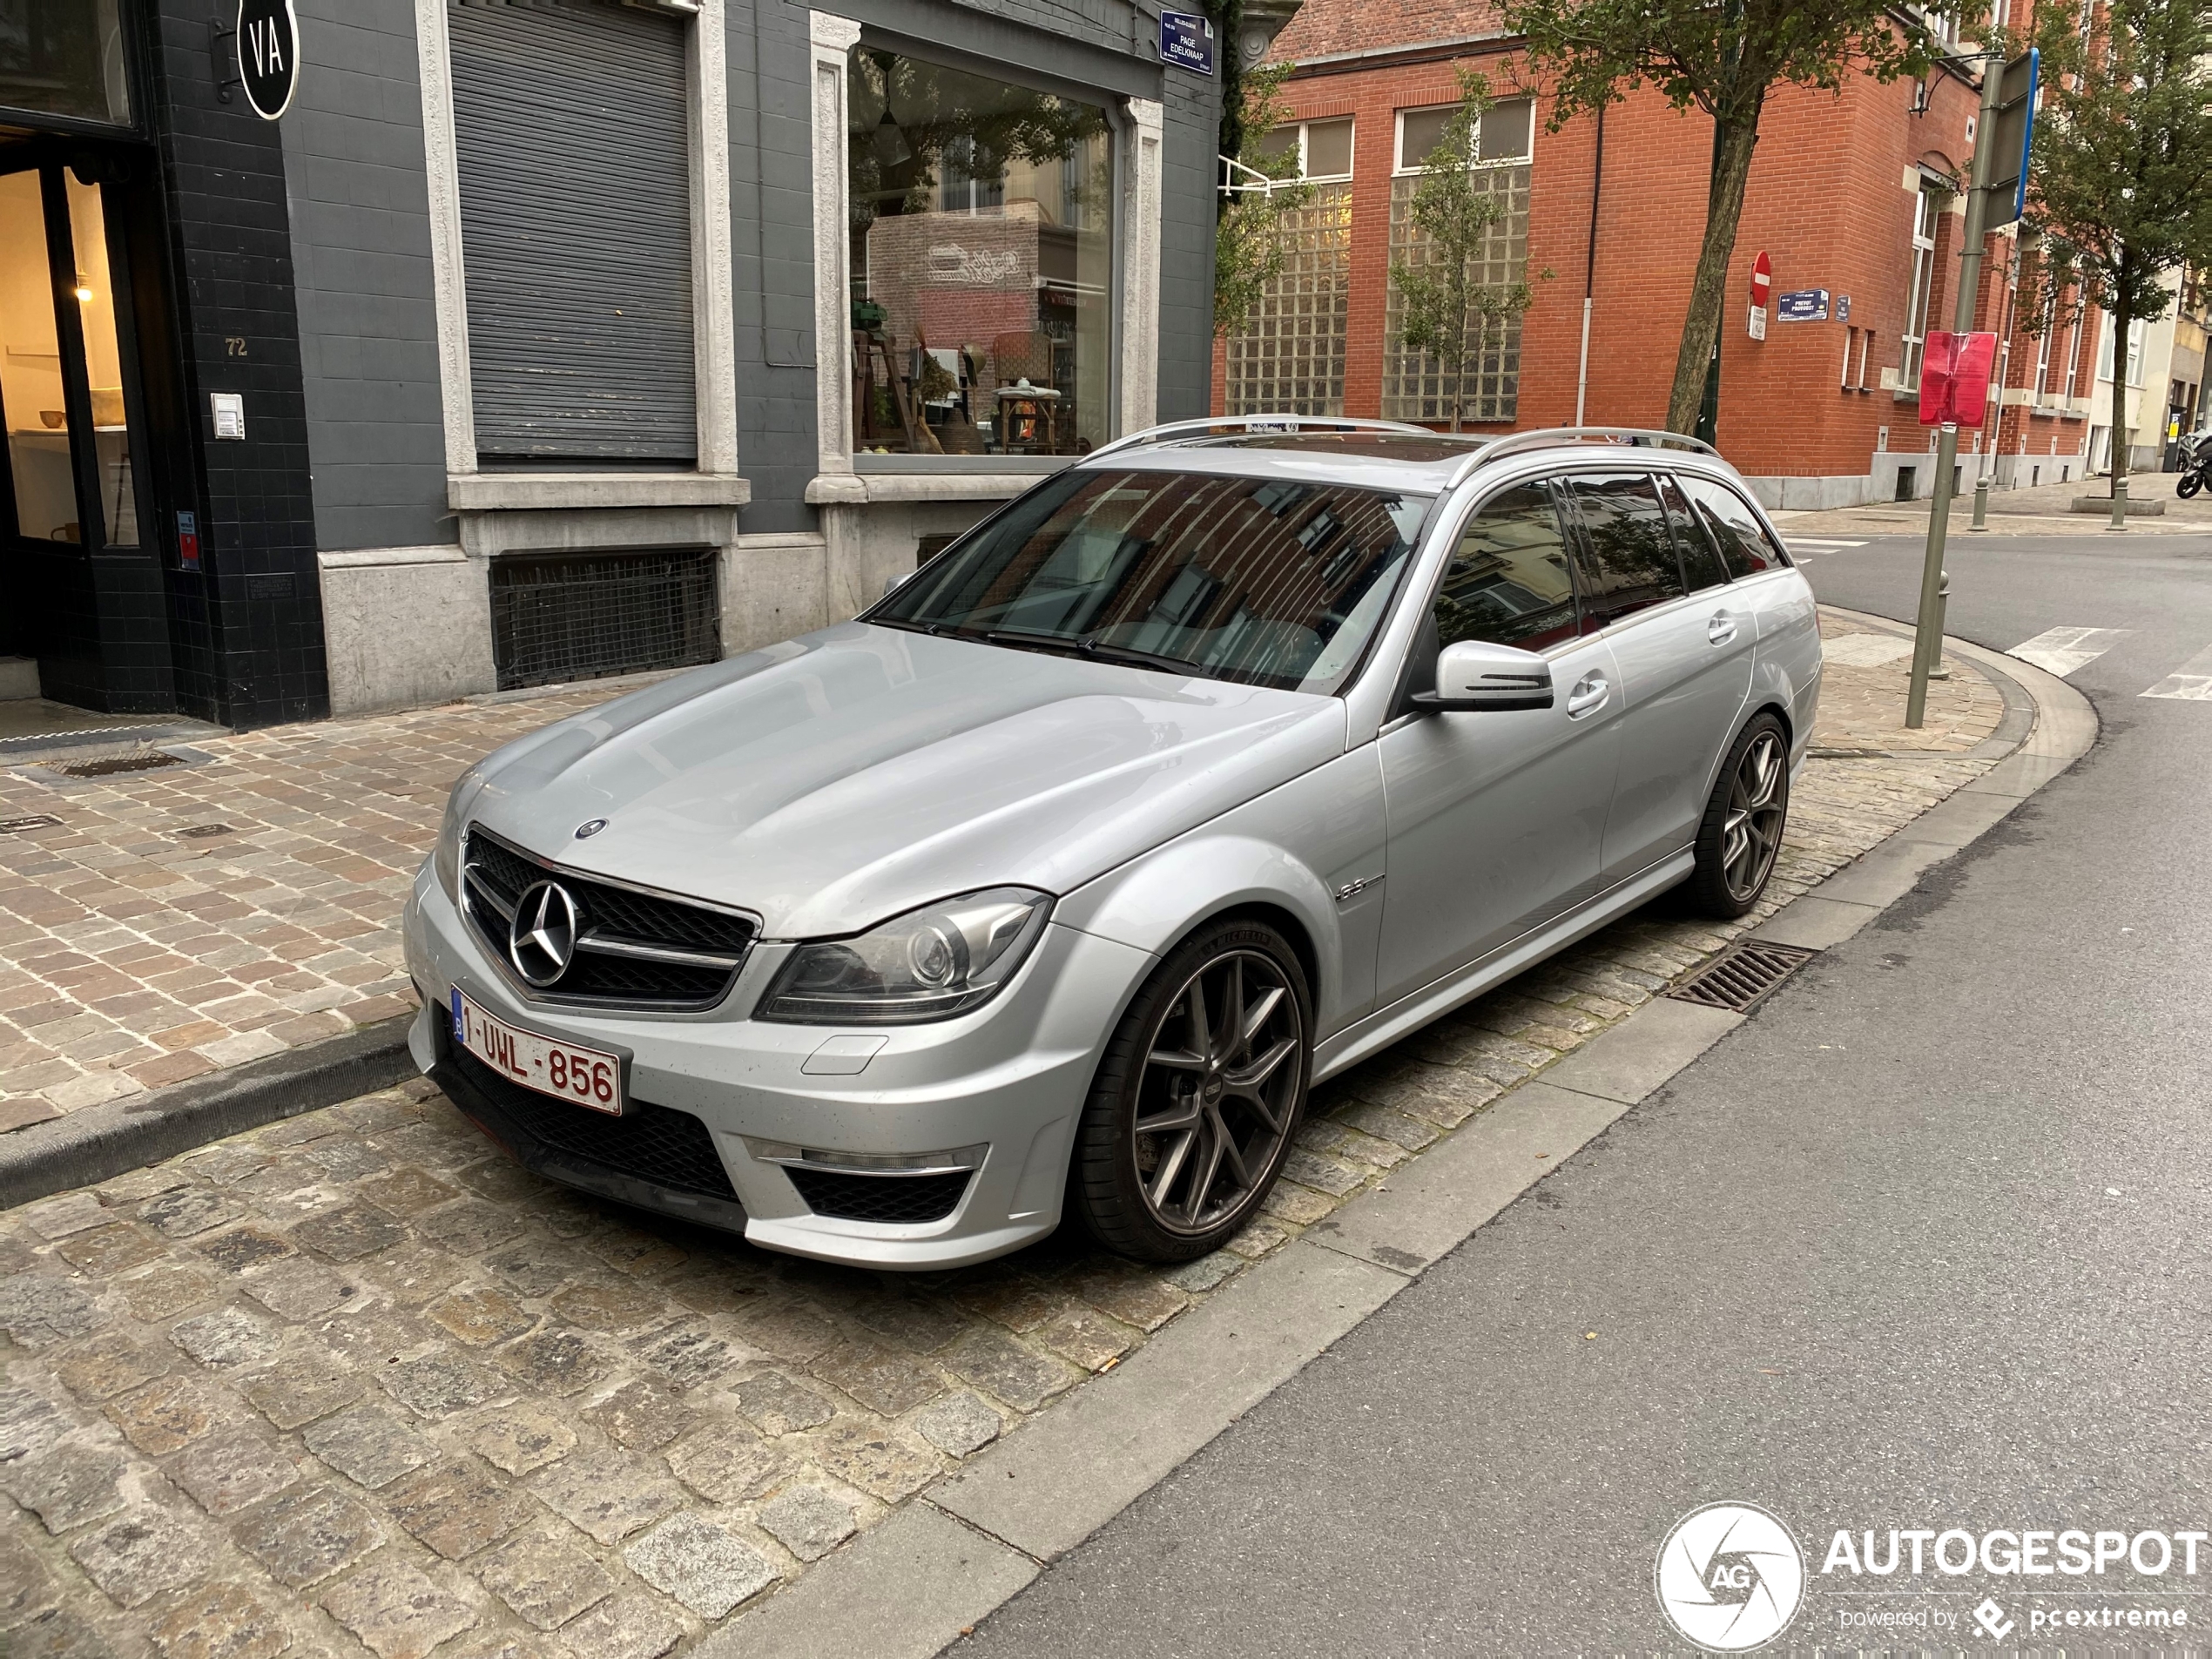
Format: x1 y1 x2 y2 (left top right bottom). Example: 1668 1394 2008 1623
2019 0 2212 502
1504 0 1932 434
1387 69 1535 432
1214 63 1314 339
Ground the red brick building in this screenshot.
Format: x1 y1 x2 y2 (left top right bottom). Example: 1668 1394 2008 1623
1214 0 2104 507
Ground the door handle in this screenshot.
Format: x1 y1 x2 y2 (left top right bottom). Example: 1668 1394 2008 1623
1707 612 1738 646
1566 673 1609 718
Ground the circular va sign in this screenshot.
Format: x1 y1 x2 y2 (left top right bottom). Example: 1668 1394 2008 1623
236 0 300 120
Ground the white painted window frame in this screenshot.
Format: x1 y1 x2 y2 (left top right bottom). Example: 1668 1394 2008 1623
415 0 743 502
1264 117 1354 185
1392 98 1534 174
806 10 1163 498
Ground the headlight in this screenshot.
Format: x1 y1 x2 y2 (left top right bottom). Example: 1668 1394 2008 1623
758 888 1053 1025
433 768 485 903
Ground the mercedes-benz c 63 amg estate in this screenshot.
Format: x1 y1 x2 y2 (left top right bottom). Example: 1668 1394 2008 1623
403 420 1820 1270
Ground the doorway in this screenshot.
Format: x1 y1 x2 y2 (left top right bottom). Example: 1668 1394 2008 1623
0 147 169 717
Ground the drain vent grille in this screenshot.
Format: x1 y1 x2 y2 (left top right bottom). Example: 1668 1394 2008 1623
1667 941 1817 1014
61 751 184 779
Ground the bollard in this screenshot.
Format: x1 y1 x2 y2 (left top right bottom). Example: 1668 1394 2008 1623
2108 474 2129 532
1970 472 1990 531
1928 571 1952 680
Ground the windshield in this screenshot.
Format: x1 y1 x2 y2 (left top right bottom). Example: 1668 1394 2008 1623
868 468 1431 695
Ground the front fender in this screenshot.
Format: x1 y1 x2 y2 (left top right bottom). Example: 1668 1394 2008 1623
1054 833 1348 1030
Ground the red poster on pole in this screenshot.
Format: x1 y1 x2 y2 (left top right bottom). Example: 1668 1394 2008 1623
1918 331 1999 427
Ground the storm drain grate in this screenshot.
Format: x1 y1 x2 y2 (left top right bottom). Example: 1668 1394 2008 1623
0 816 63 834
60 751 184 779
1667 941 1817 1015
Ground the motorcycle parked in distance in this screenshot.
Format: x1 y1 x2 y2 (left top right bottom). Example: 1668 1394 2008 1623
2180 430 2210 499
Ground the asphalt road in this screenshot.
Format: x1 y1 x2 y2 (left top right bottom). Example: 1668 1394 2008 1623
956 525 2212 1655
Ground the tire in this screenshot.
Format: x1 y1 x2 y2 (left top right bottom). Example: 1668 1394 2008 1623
2180 470 2203 499
1687 711 1791 919
1070 918 1312 1262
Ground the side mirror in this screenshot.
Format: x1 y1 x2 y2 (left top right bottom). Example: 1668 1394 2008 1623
1411 638 1554 712
883 570 912 598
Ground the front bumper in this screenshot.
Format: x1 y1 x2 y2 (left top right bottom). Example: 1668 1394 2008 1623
402 862 1150 1269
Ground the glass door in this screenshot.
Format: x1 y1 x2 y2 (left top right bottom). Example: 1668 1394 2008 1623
0 157 143 556
0 150 154 694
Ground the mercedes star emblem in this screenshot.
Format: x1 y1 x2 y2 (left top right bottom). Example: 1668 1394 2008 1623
509 880 581 987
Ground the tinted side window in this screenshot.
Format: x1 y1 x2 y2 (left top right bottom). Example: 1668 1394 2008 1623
1658 475 1730 592
1562 473 1685 627
1433 483 1579 651
1682 475 1788 577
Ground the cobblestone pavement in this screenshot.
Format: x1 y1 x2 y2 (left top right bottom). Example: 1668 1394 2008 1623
0 691 617 1130
0 627 2007 1657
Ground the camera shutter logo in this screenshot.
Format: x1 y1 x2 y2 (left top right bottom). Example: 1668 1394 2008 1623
1655 1502 1806 1652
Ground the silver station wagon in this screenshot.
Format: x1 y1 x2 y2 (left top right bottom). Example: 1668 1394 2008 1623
402 420 1820 1270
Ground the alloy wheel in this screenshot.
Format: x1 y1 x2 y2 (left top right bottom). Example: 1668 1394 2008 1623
1722 730 1787 902
1130 948 1305 1235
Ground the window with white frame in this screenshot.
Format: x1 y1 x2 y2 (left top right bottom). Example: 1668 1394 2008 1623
1382 98 1534 425
1898 179 1946 392
1225 118 1353 417
2096 315 2147 386
2033 293 2054 403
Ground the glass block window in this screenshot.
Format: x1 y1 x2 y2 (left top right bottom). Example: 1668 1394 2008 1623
1225 181 1353 416
1381 162 1530 425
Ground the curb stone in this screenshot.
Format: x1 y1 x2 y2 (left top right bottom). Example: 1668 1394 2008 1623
695 623 2098 1659
0 1016 415 1208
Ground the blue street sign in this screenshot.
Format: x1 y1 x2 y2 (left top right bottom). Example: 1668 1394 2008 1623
1776 288 1831 322
1161 10 1215 74
1985 48 2039 227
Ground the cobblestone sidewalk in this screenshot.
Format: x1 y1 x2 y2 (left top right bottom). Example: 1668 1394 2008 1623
0 691 618 1130
0 618 2009 1658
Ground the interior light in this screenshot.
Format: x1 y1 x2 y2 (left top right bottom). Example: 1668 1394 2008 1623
73 280 93 303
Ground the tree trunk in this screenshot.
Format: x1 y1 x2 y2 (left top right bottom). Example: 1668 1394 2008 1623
1666 111 1762 435
2109 280 2130 501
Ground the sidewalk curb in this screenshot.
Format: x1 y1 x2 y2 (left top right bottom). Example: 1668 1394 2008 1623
0 1017 415 1209
697 613 2099 1659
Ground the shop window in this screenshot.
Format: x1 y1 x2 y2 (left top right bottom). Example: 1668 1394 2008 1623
1226 119 1352 418
846 47 1114 457
1381 100 1533 426
0 0 131 126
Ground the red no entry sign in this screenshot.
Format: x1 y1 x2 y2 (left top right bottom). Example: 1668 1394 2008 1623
1750 251 1772 307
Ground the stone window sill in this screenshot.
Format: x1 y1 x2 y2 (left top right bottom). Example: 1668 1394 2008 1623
448 473 752 512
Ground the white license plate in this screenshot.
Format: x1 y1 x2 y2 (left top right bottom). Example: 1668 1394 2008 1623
451 988 624 1116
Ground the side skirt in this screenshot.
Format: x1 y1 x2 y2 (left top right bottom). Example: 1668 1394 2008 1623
1312 849 1696 1083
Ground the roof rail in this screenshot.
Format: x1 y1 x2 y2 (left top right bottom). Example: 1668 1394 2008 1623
1441 425 1719 491
1083 415 1435 463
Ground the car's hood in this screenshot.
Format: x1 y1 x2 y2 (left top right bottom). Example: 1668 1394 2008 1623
467 624 1346 938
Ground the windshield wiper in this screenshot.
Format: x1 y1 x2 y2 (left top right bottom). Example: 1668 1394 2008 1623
981 628 1204 676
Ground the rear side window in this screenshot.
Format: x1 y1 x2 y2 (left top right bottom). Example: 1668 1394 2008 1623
1658 475 1731 592
1681 475 1789 577
1561 473 1685 628
1433 483 1579 651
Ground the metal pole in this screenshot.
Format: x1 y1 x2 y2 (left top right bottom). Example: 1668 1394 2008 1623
1906 44 2006 728
1971 469 1990 529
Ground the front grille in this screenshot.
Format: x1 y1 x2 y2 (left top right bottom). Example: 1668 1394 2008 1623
449 1046 738 1203
786 1168 972 1224
489 546 720 691
1667 941 1817 1014
462 826 755 1009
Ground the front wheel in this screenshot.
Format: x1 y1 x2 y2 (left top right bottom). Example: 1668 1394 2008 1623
2179 469 2204 499
1687 712 1791 918
1070 919 1312 1262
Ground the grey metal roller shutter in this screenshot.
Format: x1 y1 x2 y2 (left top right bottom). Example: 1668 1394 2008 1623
448 0 697 462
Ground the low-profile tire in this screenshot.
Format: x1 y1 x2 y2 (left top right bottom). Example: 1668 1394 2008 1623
1687 711 1791 919
1071 918 1312 1263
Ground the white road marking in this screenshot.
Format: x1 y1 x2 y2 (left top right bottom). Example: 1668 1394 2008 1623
2141 644 2212 701
1784 538 1868 556
2008 626 2129 678
1822 632 1917 667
